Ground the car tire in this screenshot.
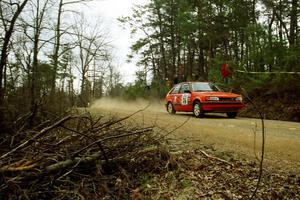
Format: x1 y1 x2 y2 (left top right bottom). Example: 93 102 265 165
167 102 176 114
227 112 237 118
193 101 204 118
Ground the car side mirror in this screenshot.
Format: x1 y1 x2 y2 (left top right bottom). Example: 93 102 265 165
184 89 191 94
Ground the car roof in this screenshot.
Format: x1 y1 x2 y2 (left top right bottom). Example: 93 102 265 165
175 81 210 85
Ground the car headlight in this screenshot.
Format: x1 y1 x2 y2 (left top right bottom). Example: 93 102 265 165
235 97 243 101
207 96 219 101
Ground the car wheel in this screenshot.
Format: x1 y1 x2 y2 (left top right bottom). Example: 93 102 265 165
193 101 204 118
167 102 176 114
227 112 237 118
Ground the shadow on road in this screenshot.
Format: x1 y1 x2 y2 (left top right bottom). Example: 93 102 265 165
175 112 232 119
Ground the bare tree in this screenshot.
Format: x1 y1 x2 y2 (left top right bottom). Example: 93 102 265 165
0 0 116 128
50 0 93 95
0 0 29 123
106 62 122 97
26 0 52 122
72 15 110 105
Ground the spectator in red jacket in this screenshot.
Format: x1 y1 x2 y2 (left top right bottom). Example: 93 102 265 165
221 63 232 84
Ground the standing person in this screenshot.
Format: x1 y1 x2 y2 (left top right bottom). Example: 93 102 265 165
221 63 232 84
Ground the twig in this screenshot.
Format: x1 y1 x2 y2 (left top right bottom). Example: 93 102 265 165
241 88 266 200
46 133 157 172
76 103 152 160
252 123 260 162
60 124 109 162
0 115 72 160
56 157 83 181
14 112 32 132
32 120 51 131
158 116 191 140
199 191 231 198
199 150 234 167
93 102 151 133
0 159 36 172
46 151 102 172
72 128 153 157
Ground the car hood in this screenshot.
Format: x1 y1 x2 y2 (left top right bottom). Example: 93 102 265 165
193 91 241 97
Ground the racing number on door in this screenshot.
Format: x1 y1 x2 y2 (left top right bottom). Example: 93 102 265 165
182 94 189 105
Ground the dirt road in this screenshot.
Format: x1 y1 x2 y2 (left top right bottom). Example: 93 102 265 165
90 98 300 173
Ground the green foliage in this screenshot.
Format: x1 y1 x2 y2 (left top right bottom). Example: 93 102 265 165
233 72 300 100
121 79 170 100
36 63 55 92
121 0 299 90
208 55 226 83
78 80 92 107
109 83 125 98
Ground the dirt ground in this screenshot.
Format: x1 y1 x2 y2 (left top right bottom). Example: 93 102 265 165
89 98 300 174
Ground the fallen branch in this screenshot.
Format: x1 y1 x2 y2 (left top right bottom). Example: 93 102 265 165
60 123 110 162
46 152 102 172
0 115 72 160
47 144 160 173
0 111 171 199
199 150 234 167
72 127 153 157
0 159 36 172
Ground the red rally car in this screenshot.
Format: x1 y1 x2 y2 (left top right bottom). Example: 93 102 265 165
165 82 245 118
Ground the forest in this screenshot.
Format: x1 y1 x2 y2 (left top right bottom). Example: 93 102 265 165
0 0 124 131
120 0 300 121
0 0 299 199
122 0 299 82
0 0 299 129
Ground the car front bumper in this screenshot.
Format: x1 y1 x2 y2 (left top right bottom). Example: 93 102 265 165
201 103 245 113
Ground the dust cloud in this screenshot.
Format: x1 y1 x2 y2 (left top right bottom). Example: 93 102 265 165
90 97 166 113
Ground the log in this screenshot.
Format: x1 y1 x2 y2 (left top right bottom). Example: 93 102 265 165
46 152 102 172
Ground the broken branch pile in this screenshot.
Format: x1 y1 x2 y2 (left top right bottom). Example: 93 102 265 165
1 112 299 199
0 113 174 199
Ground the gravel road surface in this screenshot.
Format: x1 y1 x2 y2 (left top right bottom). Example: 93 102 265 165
90 98 300 173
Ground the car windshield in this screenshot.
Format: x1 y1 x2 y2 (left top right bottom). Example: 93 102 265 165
191 83 221 92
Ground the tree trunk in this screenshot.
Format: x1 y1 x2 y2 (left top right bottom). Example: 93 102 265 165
288 0 298 71
51 0 64 94
154 3 167 80
252 0 256 23
29 0 49 125
268 10 275 71
169 0 177 83
0 0 29 109
29 22 40 125
289 0 298 47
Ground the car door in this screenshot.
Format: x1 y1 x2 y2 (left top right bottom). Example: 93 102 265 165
176 83 192 111
168 84 181 110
